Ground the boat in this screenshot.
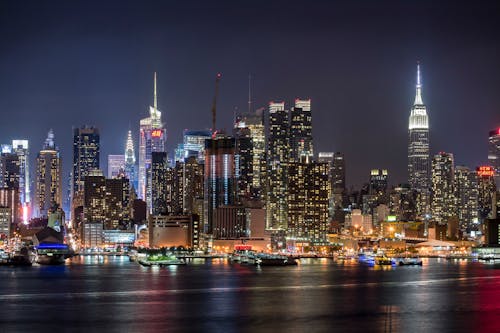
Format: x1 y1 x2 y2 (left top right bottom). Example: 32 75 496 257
35 243 72 265
0 249 33 267
138 254 186 267
255 254 297 266
396 257 423 266
374 256 395 266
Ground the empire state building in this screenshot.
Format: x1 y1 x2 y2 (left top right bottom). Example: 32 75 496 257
408 64 430 191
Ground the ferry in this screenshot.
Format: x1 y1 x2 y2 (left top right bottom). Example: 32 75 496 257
138 254 186 267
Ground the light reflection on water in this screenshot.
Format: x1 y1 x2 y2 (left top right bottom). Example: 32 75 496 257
0 257 498 332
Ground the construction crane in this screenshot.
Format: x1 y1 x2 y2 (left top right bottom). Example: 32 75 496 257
211 73 222 138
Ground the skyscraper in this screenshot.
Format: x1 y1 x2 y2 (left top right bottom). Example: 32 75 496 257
290 99 313 162
72 126 100 196
72 126 100 224
235 110 266 198
431 152 455 225
488 128 500 173
266 101 289 230
234 126 253 200
288 160 330 246
12 140 30 206
204 136 236 234
138 72 166 211
124 130 137 190
107 155 125 179
408 64 430 191
151 152 168 216
35 130 62 217
454 166 478 231
369 169 388 195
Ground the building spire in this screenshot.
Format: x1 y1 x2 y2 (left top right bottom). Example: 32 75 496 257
414 62 424 105
154 71 158 111
248 74 252 114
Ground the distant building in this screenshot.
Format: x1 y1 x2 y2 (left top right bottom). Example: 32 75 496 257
181 129 212 162
11 140 30 206
35 130 62 217
234 127 253 200
408 64 430 192
369 169 388 195
151 152 168 215
266 101 289 230
0 206 11 238
107 155 125 179
431 152 455 224
138 72 166 210
204 136 236 234
182 156 204 215
477 166 497 222
124 130 137 190
288 160 331 245
213 206 248 239
72 126 100 223
488 128 500 173
0 187 21 226
149 215 198 248
235 110 266 198
454 166 478 231
290 99 313 162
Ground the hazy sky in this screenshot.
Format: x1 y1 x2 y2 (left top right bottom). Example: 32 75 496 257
1 0 499 188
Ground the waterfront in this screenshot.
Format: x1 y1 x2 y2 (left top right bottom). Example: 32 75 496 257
0 257 499 332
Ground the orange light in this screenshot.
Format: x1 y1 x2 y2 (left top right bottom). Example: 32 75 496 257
151 130 162 138
477 166 494 177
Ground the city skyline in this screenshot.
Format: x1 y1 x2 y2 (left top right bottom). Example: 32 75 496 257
1 0 500 188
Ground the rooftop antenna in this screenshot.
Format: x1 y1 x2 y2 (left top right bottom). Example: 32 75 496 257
211 73 222 138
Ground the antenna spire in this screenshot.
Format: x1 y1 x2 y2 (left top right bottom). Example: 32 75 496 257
414 62 424 105
248 74 252 113
154 72 158 111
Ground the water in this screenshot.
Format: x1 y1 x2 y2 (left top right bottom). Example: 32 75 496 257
0 257 499 332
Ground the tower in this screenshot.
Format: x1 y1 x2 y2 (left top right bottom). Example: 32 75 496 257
138 72 166 211
124 130 137 190
408 63 430 191
431 152 455 225
266 101 289 230
290 99 313 162
35 130 62 217
488 128 500 173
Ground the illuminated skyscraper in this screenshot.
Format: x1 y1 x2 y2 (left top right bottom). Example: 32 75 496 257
369 169 388 195
107 155 125 179
181 130 212 162
290 99 313 162
151 152 168 216
431 152 455 224
72 126 100 195
35 130 62 217
124 130 137 189
266 101 289 230
408 64 430 191
288 160 330 246
488 128 500 173
11 140 30 206
72 126 100 224
234 126 253 199
454 166 478 231
204 136 236 234
477 166 497 222
138 72 166 211
235 110 266 198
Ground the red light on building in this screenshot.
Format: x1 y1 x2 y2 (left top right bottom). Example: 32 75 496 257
234 245 252 251
477 166 494 177
151 130 162 138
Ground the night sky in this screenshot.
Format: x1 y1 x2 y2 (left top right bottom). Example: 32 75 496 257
1 0 499 189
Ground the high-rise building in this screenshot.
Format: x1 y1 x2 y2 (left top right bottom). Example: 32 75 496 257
83 170 130 230
235 110 266 198
408 64 430 191
290 99 313 162
151 152 168 216
35 130 62 217
266 101 289 230
204 136 236 234
107 155 125 179
477 166 497 222
182 156 204 214
12 140 30 206
124 130 137 190
488 128 500 173
0 149 20 191
72 126 100 196
369 169 388 195
454 166 478 231
431 152 455 224
234 126 253 200
0 187 20 225
288 160 331 245
180 130 212 162
138 72 166 210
